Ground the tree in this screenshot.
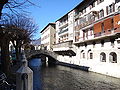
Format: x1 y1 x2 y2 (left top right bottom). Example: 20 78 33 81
1 14 38 65
0 0 40 18
0 26 10 75
0 0 39 75
0 0 8 17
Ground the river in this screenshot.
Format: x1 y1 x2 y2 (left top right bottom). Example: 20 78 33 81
29 58 120 90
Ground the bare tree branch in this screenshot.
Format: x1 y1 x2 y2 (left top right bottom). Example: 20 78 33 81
0 0 40 18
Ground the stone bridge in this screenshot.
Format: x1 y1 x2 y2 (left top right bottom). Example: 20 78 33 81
24 50 58 60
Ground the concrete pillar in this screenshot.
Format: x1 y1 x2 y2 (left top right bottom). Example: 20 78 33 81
16 54 33 90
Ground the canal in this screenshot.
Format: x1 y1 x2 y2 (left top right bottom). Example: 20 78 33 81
29 58 120 90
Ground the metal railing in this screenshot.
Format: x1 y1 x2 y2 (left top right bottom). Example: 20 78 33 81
53 41 73 48
58 28 68 35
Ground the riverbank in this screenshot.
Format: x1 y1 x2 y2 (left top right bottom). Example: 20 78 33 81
56 57 120 79
57 61 89 71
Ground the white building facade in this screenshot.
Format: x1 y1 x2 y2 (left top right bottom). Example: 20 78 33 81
41 23 56 51
54 0 120 78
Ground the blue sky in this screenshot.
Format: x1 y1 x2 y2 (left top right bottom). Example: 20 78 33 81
3 0 82 39
27 0 83 39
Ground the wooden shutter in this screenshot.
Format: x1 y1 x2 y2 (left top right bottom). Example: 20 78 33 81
112 3 115 12
94 22 102 33
114 14 120 29
106 6 108 15
104 18 113 31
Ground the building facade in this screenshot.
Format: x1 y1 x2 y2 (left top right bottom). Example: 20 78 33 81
53 9 76 54
31 38 41 50
54 0 120 78
41 23 56 51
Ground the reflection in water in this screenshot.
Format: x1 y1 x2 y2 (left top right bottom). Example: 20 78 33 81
29 58 120 90
29 58 42 90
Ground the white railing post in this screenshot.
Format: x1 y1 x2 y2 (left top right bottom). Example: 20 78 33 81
16 53 33 90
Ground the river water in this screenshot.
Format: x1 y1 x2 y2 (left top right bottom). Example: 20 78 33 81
29 58 120 90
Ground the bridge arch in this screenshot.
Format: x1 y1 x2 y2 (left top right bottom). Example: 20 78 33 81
25 50 58 65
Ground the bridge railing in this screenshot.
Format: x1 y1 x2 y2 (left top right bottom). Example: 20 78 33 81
24 49 58 60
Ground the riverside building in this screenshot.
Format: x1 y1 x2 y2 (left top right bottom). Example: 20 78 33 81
53 0 120 78
41 23 56 51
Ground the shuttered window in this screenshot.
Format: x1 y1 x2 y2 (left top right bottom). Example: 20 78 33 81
106 6 108 15
94 22 102 33
114 14 120 29
107 3 115 15
99 9 104 18
104 18 113 31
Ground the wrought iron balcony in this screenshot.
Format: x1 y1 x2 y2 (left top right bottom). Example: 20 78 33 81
53 41 73 49
74 14 79 19
58 28 68 35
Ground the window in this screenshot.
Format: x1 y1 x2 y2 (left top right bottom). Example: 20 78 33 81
100 52 106 62
84 43 87 47
82 9 86 14
109 52 117 63
89 5 92 10
110 39 115 47
83 53 85 59
93 41 96 48
85 31 88 39
99 9 104 18
101 40 104 47
90 53 93 59
101 22 104 32
118 6 120 11
58 38 60 43
90 28 93 36
90 2 95 10
97 0 100 4
106 3 115 15
97 0 104 4
92 2 95 7
87 49 93 59
80 50 85 59
75 9 79 16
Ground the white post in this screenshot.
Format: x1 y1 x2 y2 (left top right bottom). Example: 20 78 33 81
16 54 33 90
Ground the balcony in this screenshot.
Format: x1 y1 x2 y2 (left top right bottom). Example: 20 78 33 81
74 11 96 30
59 22 68 29
94 29 120 38
74 14 79 19
74 28 120 44
54 41 72 48
53 41 76 56
58 28 68 35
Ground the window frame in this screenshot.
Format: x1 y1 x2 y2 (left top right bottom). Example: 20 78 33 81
100 52 106 62
109 52 117 63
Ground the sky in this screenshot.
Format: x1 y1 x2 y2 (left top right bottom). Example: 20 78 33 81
3 0 83 39
26 0 83 39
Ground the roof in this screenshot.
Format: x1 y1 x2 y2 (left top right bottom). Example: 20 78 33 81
56 0 95 22
73 0 95 11
40 23 55 33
